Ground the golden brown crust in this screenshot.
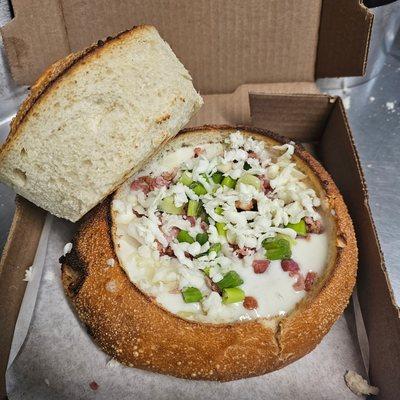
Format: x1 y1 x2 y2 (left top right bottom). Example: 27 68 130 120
0 25 151 162
61 125 357 381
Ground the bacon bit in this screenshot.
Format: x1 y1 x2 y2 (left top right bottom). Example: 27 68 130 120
164 227 180 243
200 221 208 231
157 241 175 257
262 178 272 194
153 175 170 189
247 151 259 159
231 245 255 259
161 169 178 181
130 174 172 194
205 276 221 294
243 296 258 310
89 381 99 391
132 209 144 218
293 273 305 291
252 259 270 274
305 217 324 234
281 259 300 276
304 272 317 291
194 147 203 158
130 176 151 194
235 199 255 211
188 216 196 227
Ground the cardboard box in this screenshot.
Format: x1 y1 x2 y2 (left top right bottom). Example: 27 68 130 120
0 0 399 398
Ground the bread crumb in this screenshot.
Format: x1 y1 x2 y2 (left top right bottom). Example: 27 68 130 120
386 101 395 111
63 242 73 256
23 265 34 282
344 371 379 396
106 258 115 267
44 378 50 386
369 96 375 102
106 358 120 368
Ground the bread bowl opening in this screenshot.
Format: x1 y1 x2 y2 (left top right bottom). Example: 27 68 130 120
111 128 336 324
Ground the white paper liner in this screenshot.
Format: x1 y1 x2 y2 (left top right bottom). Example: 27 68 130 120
6 217 367 399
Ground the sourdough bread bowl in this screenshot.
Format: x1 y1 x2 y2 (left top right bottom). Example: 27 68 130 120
61 125 357 381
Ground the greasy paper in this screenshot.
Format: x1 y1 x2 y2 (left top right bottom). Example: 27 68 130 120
6 217 366 399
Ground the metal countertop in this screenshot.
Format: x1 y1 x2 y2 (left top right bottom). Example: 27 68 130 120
0 2 399 303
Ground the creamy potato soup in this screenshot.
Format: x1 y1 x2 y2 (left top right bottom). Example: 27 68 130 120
112 131 328 323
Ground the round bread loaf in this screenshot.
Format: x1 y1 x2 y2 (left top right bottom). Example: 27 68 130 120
61 125 357 381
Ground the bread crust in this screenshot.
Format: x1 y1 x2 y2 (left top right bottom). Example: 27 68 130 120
61 126 357 381
0 25 151 161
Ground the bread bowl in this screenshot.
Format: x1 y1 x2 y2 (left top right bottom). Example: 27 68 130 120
61 125 357 381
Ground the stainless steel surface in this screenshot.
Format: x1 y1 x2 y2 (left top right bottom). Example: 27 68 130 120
0 2 399 304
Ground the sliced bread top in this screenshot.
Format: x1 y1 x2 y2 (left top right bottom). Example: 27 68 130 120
0 25 203 221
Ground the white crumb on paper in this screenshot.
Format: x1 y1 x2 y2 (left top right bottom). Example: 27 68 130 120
369 96 375 102
106 358 121 368
342 96 351 110
344 371 379 396
63 242 73 256
106 258 115 267
385 101 395 112
367 164 372 168
44 378 50 386
23 265 34 282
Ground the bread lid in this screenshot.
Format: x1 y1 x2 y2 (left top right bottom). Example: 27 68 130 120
0 26 203 222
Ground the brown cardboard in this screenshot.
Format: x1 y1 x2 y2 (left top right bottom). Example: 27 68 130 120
1 0 371 93
319 102 400 398
0 197 46 397
316 0 373 78
252 95 400 398
189 82 319 127
2 1 398 399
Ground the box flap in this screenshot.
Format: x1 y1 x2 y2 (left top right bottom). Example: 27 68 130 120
2 0 370 93
249 93 400 399
319 101 400 399
316 0 373 78
0 197 46 395
189 82 319 127
250 93 334 141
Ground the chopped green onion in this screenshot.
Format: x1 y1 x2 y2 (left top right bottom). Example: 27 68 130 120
159 196 185 215
221 176 237 189
182 287 203 303
262 237 291 260
286 219 307 236
222 287 245 304
236 173 261 190
215 206 224 215
179 171 193 186
212 171 224 184
216 222 227 237
202 266 211 276
196 232 209 245
243 161 251 171
190 182 207 195
276 233 297 247
187 200 200 217
177 230 195 244
217 271 244 289
208 243 222 255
